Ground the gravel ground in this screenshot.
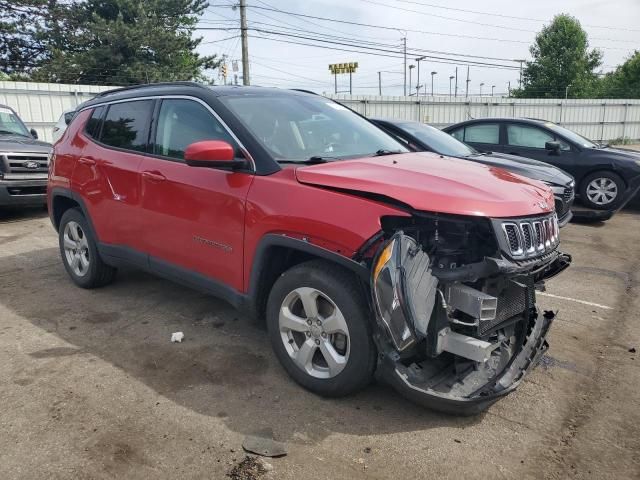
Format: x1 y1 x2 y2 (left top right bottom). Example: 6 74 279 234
0 206 639 479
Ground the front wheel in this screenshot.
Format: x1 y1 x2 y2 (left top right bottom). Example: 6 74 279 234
580 171 625 210
266 260 376 397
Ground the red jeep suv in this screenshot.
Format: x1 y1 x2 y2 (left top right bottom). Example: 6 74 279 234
48 83 571 414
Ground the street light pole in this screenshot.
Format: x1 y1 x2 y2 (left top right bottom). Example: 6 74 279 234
491 85 495 97
415 56 425 97
431 71 437 97
378 71 382 95
408 65 415 95
480 82 484 97
449 75 454 98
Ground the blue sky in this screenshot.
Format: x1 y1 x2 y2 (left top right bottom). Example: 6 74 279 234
196 0 640 95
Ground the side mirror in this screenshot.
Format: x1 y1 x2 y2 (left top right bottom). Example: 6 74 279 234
184 140 246 170
545 141 561 154
64 112 75 126
30 128 38 139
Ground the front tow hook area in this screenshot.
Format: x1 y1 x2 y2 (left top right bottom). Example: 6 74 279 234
378 309 552 416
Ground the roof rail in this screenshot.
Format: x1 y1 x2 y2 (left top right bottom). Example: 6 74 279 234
290 89 318 95
94 81 205 98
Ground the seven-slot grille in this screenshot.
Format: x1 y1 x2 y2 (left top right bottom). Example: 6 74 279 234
563 183 575 203
2 153 49 173
500 214 559 259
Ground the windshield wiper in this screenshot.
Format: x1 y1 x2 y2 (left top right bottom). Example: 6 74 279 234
373 149 404 156
0 129 28 137
279 156 332 165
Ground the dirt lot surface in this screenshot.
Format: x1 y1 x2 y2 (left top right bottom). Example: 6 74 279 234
1 207 639 479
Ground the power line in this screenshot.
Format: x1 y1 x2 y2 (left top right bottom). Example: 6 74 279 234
392 0 640 33
359 0 639 43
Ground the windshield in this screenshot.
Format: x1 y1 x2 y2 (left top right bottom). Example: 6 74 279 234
0 107 30 136
545 123 597 148
395 122 476 157
220 94 408 162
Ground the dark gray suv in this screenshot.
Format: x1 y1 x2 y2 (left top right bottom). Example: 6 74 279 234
0 104 51 208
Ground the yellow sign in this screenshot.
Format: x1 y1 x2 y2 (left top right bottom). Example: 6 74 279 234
329 62 359 74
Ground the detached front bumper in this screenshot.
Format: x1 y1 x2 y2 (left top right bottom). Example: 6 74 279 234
370 232 570 415
379 309 551 415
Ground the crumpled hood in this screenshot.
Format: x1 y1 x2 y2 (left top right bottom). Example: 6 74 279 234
295 152 555 218
468 152 574 186
0 134 52 153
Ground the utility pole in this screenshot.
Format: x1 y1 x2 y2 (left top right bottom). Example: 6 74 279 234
465 66 470 98
508 81 511 97
402 37 407 96
449 75 454 98
431 71 437 97
480 82 484 97
515 59 524 88
491 85 495 97
239 0 250 85
378 71 382 95
454 67 458 98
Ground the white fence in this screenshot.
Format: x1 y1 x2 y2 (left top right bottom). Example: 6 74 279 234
1 81 640 144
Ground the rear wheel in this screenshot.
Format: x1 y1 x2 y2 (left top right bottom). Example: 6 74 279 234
266 260 376 397
580 171 625 210
58 208 116 288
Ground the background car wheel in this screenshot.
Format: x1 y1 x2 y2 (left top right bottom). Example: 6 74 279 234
266 260 376 397
58 208 116 288
580 171 625 210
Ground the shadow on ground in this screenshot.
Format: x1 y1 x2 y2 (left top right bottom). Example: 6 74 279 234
0 247 481 445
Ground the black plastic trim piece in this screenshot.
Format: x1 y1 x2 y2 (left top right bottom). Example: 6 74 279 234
49 187 98 240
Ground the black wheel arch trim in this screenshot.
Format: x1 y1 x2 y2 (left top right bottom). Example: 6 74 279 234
49 187 99 240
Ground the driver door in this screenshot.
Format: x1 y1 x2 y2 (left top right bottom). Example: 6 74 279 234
504 123 575 172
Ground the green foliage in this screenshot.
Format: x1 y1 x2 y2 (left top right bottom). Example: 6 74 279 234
598 51 640 98
1 0 219 85
514 14 602 98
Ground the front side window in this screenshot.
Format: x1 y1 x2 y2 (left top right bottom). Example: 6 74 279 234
449 128 464 142
220 94 408 162
0 106 30 137
507 124 554 149
154 99 237 160
463 124 500 144
397 122 476 157
100 100 153 152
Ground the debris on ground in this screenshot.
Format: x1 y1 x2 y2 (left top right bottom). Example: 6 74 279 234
170 332 184 343
543 310 557 320
242 430 288 457
227 456 269 480
629 347 636 353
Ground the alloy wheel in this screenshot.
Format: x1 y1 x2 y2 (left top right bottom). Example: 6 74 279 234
586 177 618 206
278 287 350 379
63 221 90 277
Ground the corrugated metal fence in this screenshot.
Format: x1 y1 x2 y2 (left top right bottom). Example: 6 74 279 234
1 81 639 144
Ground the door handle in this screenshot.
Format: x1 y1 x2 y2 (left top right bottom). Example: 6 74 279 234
141 170 166 182
78 157 95 166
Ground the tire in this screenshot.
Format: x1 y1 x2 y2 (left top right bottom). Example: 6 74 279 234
58 208 116 288
266 260 376 397
580 171 625 210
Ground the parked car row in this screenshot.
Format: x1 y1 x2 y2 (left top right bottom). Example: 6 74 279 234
5 82 638 414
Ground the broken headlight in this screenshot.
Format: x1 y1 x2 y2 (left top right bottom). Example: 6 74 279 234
372 232 438 352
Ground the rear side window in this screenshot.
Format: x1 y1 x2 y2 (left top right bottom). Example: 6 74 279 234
85 106 104 139
463 124 500 144
100 100 154 152
154 99 237 160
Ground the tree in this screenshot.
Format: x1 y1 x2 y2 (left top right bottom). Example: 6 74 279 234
599 51 640 98
2 0 219 84
514 14 602 98
0 0 52 75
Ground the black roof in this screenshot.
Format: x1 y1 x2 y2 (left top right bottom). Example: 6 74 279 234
79 82 313 111
443 117 556 129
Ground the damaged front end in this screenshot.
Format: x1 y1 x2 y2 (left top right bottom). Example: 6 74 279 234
367 213 571 415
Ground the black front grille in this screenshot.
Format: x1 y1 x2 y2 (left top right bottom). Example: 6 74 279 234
504 224 520 251
563 185 574 203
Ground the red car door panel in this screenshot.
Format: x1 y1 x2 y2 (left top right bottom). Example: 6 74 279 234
139 98 252 291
